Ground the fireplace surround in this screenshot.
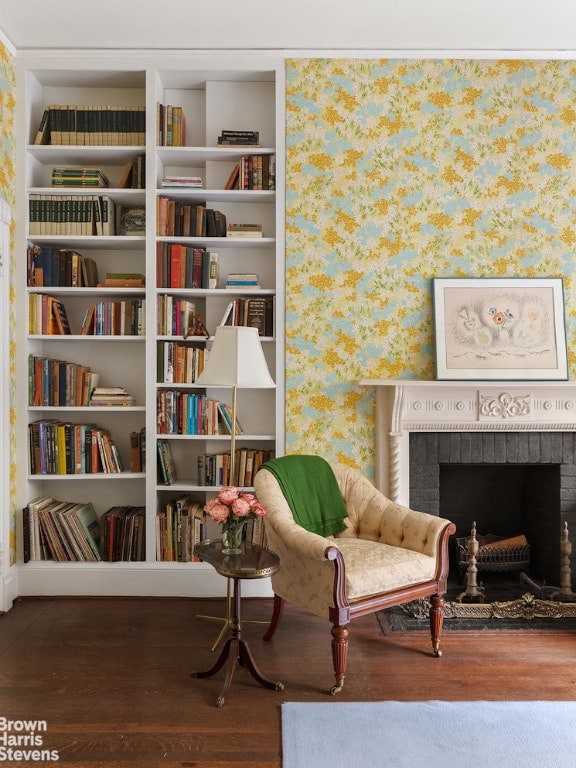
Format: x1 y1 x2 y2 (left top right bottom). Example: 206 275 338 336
359 380 576 585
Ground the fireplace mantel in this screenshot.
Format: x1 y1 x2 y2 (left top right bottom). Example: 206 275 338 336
359 379 576 504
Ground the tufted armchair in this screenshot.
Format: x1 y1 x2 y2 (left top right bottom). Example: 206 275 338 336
253 457 456 694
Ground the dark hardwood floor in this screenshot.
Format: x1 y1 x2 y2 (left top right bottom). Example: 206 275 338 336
0 596 574 767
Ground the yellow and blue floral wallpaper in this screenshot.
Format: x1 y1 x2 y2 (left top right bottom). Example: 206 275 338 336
285 58 576 477
0 40 15 562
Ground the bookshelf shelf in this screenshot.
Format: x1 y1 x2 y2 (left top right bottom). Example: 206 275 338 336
14 57 284 599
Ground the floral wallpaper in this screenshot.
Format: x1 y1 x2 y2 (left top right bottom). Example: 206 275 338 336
285 58 576 478
0 39 16 562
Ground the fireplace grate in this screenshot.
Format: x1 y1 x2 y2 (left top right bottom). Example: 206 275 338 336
456 533 530 576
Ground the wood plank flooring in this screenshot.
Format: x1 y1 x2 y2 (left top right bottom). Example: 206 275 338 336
0 596 574 767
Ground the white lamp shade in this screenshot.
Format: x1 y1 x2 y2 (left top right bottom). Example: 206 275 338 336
195 326 276 388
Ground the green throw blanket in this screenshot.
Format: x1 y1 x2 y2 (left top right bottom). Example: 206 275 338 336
260 455 348 537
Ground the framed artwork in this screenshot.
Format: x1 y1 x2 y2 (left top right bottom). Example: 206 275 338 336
433 277 568 381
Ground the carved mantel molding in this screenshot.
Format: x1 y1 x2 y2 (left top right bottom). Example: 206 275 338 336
358 379 576 504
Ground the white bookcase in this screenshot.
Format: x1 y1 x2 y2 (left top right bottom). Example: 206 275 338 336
13 54 285 600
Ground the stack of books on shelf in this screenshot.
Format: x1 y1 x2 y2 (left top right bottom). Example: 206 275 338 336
28 419 125 475
80 298 146 336
225 273 260 290
89 386 136 407
157 341 207 384
226 223 263 238
220 296 274 337
198 448 274 487
161 175 202 189
129 427 146 473
28 354 100 407
51 167 109 187
34 105 146 146
156 197 227 237
156 392 223 435
99 272 145 288
28 194 115 236
27 244 99 287
156 244 218 289
28 294 71 335
156 296 199 336
156 496 205 562
100 506 146 561
217 130 260 146
23 497 102 562
156 103 186 146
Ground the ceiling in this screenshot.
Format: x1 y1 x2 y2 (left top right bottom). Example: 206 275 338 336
2 0 576 53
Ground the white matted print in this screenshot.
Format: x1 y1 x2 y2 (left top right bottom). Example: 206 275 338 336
433 277 568 380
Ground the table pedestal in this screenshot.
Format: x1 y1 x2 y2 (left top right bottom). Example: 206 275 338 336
192 577 284 707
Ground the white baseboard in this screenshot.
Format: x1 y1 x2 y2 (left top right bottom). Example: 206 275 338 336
14 561 273 601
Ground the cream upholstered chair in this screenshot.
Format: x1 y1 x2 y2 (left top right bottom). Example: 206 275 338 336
253 456 456 694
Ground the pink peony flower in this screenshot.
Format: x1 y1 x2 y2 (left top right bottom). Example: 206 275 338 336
251 502 266 518
204 498 231 524
231 497 252 517
218 487 239 505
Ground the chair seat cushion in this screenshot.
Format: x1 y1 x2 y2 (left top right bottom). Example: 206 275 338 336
335 538 437 600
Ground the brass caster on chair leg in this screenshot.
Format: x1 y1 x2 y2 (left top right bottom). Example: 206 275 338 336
433 648 442 658
330 681 344 695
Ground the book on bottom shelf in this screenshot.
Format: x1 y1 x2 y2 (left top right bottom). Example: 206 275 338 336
23 497 102 562
100 506 146 561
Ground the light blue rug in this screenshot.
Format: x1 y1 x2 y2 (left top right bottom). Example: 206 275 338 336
282 700 576 768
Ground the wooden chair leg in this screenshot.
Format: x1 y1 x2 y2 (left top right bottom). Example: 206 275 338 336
330 623 349 695
429 592 446 657
263 594 285 641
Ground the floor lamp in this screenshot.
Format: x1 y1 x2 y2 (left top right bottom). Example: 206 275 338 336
194 325 276 648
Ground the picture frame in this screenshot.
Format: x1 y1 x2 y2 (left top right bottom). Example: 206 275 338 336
433 277 568 381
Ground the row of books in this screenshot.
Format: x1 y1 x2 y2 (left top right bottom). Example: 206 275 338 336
198 448 274 487
156 392 228 436
79 298 146 336
156 197 227 237
28 354 100 407
28 194 116 236
156 103 186 147
34 105 146 146
28 294 71 335
157 341 207 384
101 506 146 562
27 243 99 287
221 296 275 337
51 167 109 187
156 243 219 289
129 427 146 473
156 495 204 562
225 154 275 191
28 419 125 475
156 295 199 336
118 154 146 189
23 496 102 562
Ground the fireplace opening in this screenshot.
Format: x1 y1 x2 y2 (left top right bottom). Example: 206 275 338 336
440 464 560 585
408 432 576 591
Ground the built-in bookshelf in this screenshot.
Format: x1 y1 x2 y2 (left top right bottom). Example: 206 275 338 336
13 56 284 604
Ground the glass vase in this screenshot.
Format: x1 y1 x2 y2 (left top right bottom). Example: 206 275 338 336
221 520 246 554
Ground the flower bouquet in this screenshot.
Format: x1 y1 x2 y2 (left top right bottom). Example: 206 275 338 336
204 486 266 553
